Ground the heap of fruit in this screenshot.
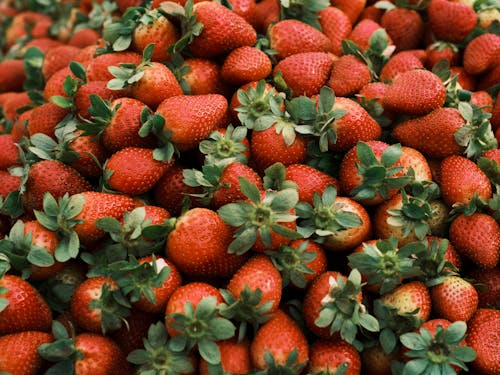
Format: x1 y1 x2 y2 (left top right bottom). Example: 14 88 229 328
0 0 499 373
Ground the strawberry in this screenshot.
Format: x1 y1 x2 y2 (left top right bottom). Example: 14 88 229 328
229 0 258 27
74 80 123 120
440 155 492 207
392 107 466 159
44 66 73 101
163 0 257 58
104 147 172 196
250 309 309 372
268 19 332 60
425 41 461 70
379 50 424 83
380 7 424 51
41 45 81 81
273 52 334 98
0 59 25 92
382 69 446 116
451 66 477 91
2 92 31 122
467 308 500 375
330 0 366 24
430 275 478 322
0 274 53 334
399 146 433 182
285 163 339 205
68 28 101 48
172 57 227 95
27 102 70 139
221 46 272 87
428 0 478 43
471 90 494 113
0 331 53 375
380 281 431 322
0 133 21 169
254 0 280 33
318 6 352 56
166 207 248 278
111 309 158 355
449 212 500 269
327 54 372 97
155 94 228 153
467 267 500 308
86 51 143 82
307 339 361 375
66 130 109 180
22 160 93 213
463 33 500 76
477 64 500 91
0 171 21 199
199 337 252 375
347 19 390 52
361 344 396 375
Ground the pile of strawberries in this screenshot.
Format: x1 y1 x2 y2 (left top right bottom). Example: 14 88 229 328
0 0 499 373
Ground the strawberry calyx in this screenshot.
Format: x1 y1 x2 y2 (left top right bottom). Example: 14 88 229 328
167 296 236 366
22 46 45 105
217 177 301 255
219 286 274 341
164 52 192 94
77 93 118 136
101 6 146 52
182 163 227 206
262 162 298 192
373 299 423 355
351 142 413 202
33 192 84 262
347 237 425 295
50 61 88 113
267 240 317 289
107 42 154 90
198 124 249 165
279 0 330 31
296 185 362 243
315 269 380 349
0 219 55 278
256 348 307 375
395 321 477 374
127 321 194 374
94 206 175 257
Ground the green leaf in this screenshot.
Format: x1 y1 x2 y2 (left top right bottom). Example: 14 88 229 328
402 358 429 375
452 346 476 362
444 321 467 345
27 247 54 267
239 177 261 204
270 189 298 211
198 339 221 365
217 203 251 227
400 332 426 351
381 143 402 167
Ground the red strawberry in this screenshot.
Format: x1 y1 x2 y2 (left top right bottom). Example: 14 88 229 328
449 212 500 269
44 66 73 101
440 155 492 207
0 171 21 199
0 133 21 169
155 94 228 152
2 92 31 122
0 59 25 92
268 19 332 60
463 33 500 76
254 0 280 33
273 52 334 97
380 281 432 322
41 45 81 81
430 276 478 322
425 41 461 70
177 57 228 95
166 207 248 278
307 339 361 375
467 308 500 375
477 64 500 91
104 147 172 196
27 102 70 139
0 331 53 375
221 46 272 87
0 274 52 334
382 69 446 115
428 0 477 43
379 50 424 83
327 54 372 97
330 0 366 25
67 28 101 48
392 107 465 159
380 7 424 51
75 80 123 120
318 6 352 56
250 309 309 371
285 163 339 205
451 66 477 91
22 160 93 213
471 90 494 113
347 19 390 52
199 337 252 375
86 52 143 82
467 267 500 308
66 130 109 180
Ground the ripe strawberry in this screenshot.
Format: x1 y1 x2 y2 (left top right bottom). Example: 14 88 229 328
463 33 500 76
254 0 280 33
449 212 500 269
268 19 332 60
75 80 123 120
327 54 372 97
155 94 228 152
467 267 500 308
111 309 157 356
425 41 461 70
199 337 252 375
382 69 446 116
440 155 492 207
318 6 352 56
0 331 53 375
44 66 73 101
104 147 172 196
379 50 424 83
2 92 31 122
330 0 366 24
230 0 258 27
380 7 424 51
86 51 143 82
0 274 52 334
22 160 93 213
41 45 81 81
0 59 25 92
66 130 109 180
380 281 432 322
451 66 476 91
428 0 477 43
0 133 21 169
467 308 500 375
27 102 70 139
0 171 21 199
347 19 389 52
166 207 247 278
471 90 494 113
273 52 334 97
221 46 272 87
392 107 465 158
67 28 101 48
477 64 500 91
285 163 338 205
250 309 309 372
307 339 361 375
175 57 227 95
430 276 478 322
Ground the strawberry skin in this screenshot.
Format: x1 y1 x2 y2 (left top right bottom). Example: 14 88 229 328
380 281 432 322
0 133 21 169
463 33 500 76
0 331 53 375
285 163 338 205
156 94 228 152
86 52 143 82
199 337 252 375
327 55 371 97
307 339 361 375
382 69 446 116
380 7 424 51
0 59 25 92
392 107 465 159
379 51 424 83
467 308 500 375
318 6 352 56
0 274 52 334
27 102 70 139
449 213 500 269
428 0 477 43
221 46 272 87
430 276 478 322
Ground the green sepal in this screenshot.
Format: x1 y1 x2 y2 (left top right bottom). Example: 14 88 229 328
198 124 249 166
279 0 329 30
